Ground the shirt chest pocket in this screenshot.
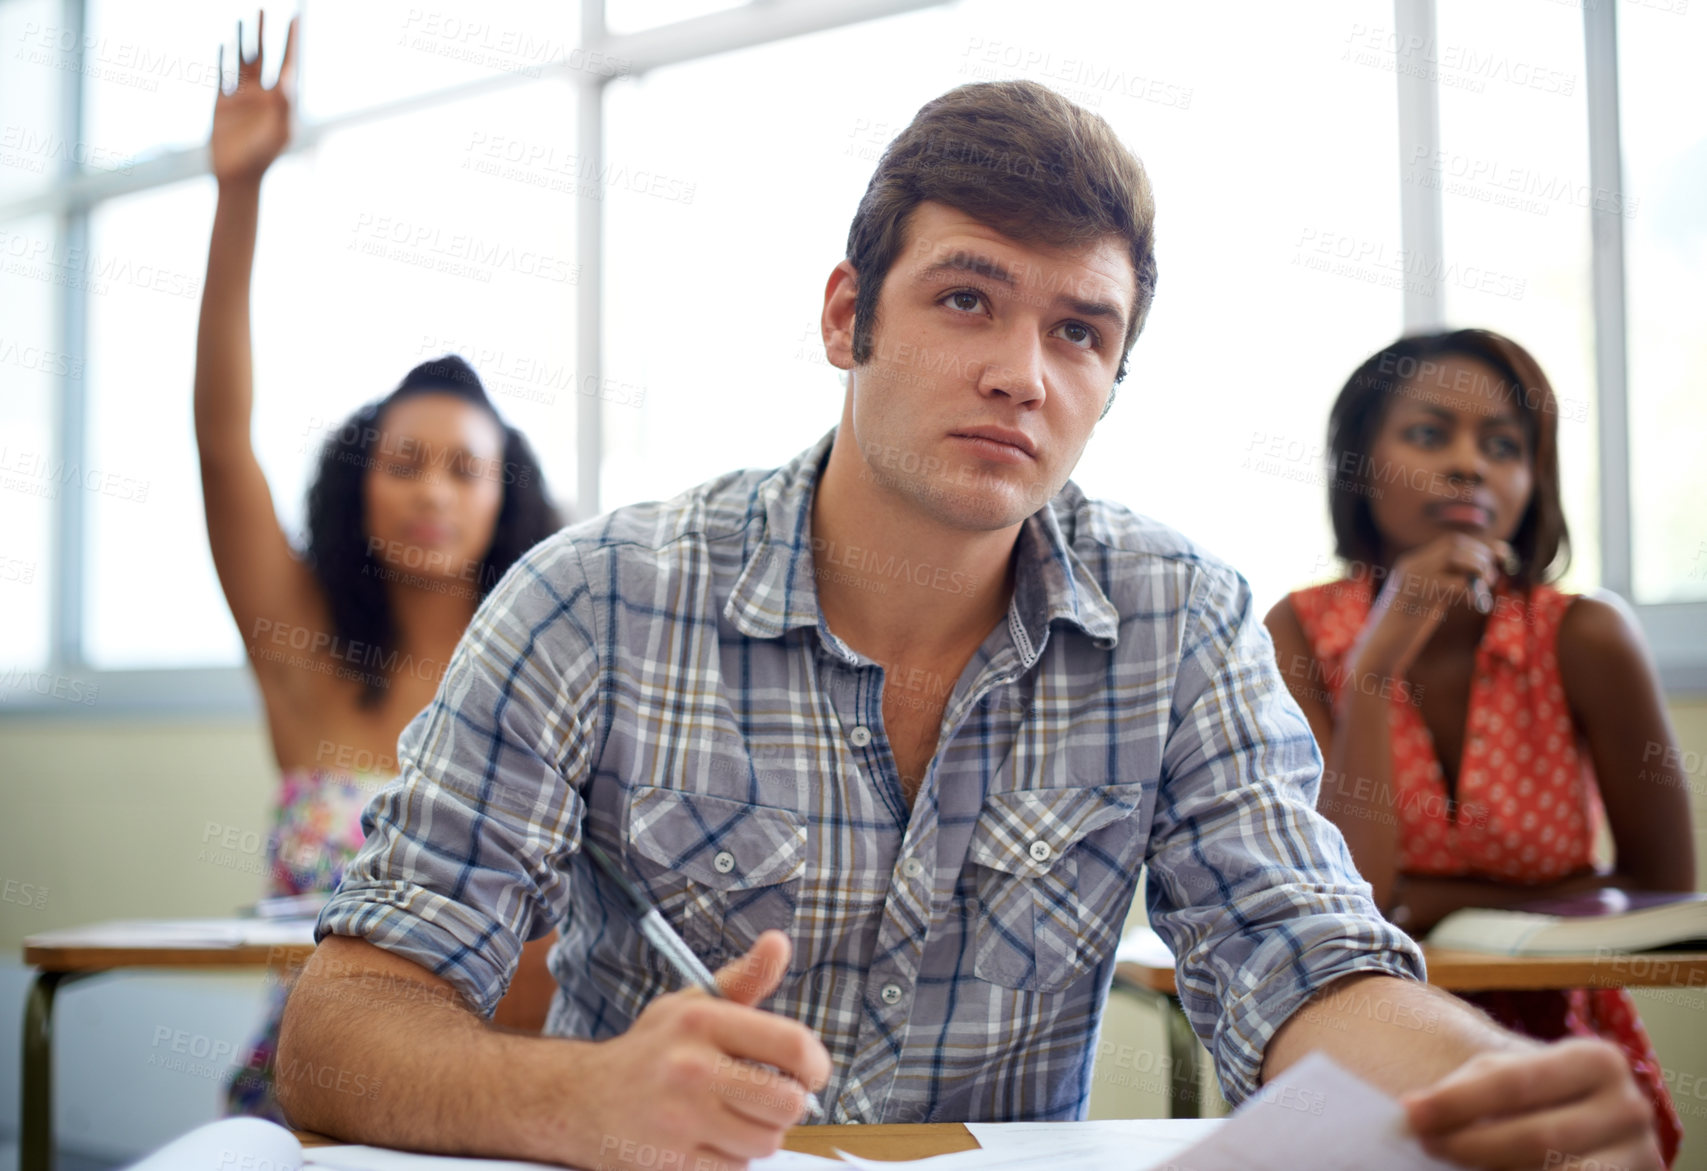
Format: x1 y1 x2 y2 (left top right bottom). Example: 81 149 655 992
625 786 807 972
964 784 1147 993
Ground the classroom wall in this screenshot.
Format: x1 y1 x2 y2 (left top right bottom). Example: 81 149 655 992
3 700 1706 1166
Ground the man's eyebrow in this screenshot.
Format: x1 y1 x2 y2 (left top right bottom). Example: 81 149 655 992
915 250 1014 285
914 250 1128 325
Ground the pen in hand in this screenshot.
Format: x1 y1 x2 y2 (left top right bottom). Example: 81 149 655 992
582 839 827 1122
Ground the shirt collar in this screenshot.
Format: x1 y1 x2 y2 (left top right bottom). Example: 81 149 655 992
724 429 1121 660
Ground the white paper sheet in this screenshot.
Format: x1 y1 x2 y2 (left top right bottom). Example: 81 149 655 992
841 1054 1459 1170
964 1118 1221 1166
126 1117 303 1170
123 1118 843 1171
306 1146 843 1170
128 1055 1456 1171
306 1147 563 1170
1147 1052 1461 1171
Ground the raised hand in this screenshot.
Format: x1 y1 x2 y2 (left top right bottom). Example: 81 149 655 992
211 11 298 187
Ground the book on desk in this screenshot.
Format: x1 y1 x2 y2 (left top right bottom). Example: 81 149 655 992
1424 889 1707 956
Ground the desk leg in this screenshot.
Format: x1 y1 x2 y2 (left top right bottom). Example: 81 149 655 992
21 971 92 1171
1163 993 1202 1120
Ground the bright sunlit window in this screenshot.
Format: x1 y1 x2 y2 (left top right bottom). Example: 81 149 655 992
603 0 1401 615
1621 2 1707 606
2 0 1703 703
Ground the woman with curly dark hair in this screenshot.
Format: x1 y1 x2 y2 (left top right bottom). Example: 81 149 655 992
192 15 563 1121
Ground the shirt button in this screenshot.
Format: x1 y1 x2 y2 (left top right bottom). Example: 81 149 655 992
849 725 872 748
901 858 924 879
712 850 736 874
1027 840 1053 864
880 982 904 1006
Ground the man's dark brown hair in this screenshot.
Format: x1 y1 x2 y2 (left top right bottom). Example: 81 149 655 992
844 80 1158 411
1326 328 1572 589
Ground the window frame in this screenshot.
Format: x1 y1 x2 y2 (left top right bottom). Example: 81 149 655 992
3 0 1701 718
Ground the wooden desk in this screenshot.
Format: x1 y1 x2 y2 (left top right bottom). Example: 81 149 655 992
20 924 317 1171
297 1124 981 1159
1113 936 1707 1119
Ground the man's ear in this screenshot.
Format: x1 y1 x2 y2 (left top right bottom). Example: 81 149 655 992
821 259 859 372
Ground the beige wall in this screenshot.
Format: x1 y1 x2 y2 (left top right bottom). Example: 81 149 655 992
0 719 280 952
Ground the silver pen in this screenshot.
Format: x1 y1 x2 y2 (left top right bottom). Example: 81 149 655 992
582 839 826 1121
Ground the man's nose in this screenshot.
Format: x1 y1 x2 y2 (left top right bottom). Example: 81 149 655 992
975 326 1046 405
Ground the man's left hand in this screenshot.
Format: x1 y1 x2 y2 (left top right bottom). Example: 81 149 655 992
1401 1037 1661 1170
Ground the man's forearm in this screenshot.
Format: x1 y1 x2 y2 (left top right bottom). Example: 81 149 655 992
276 938 593 1163
1261 973 1532 1098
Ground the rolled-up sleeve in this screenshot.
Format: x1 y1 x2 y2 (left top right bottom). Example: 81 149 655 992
1143 561 1426 1104
316 534 603 1018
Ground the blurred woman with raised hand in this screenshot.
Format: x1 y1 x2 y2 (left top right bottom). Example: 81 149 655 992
194 12 563 1119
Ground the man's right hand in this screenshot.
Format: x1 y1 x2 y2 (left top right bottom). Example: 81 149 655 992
571 930 831 1171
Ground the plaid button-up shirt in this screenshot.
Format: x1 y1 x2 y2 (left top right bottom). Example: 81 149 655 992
318 428 1424 1120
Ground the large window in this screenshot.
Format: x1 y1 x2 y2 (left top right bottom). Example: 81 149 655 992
2 0 1703 711
605 0 1401 614
79 86 581 668
1433 0 1598 592
0 212 58 674
1620 2 1707 605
